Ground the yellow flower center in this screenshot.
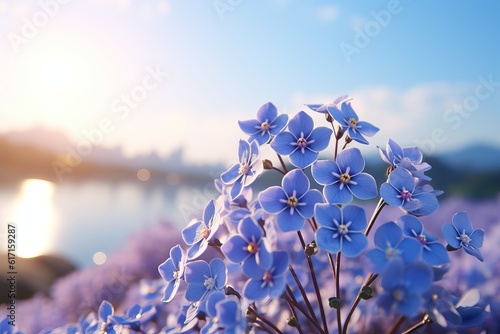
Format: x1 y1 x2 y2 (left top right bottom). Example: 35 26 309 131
288 196 298 207
340 173 351 183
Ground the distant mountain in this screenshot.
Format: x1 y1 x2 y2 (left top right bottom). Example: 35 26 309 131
2 127 224 174
437 143 500 172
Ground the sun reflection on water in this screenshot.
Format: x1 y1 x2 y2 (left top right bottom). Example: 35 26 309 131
10 179 56 258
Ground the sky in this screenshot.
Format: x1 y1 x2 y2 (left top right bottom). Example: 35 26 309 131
1 0 499 166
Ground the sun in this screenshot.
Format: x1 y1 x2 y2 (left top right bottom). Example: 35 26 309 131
9 32 113 127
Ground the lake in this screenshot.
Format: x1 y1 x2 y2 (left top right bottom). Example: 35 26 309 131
0 177 220 267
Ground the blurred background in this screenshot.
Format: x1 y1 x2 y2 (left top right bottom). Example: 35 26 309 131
0 0 499 303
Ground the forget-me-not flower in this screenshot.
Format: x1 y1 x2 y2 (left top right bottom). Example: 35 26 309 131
221 215 272 273
378 138 431 181
243 250 289 301
312 147 377 204
314 204 368 257
110 304 156 331
182 199 221 260
399 215 449 266
202 292 247 334
158 244 186 302
221 139 263 200
271 111 332 168
238 102 289 145
366 221 421 273
184 258 227 303
380 167 438 216
377 258 434 317
258 169 323 232
442 211 484 262
326 98 379 144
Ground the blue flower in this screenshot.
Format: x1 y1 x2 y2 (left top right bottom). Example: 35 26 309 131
0 316 24 334
326 98 379 145
258 169 323 232
184 258 227 303
442 212 484 262
221 215 273 272
400 215 449 266
378 138 431 181
311 147 377 204
110 304 156 331
380 167 438 216
182 199 221 260
86 300 119 334
158 244 186 302
314 204 368 257
238 102 289 145
271 111 332 168
221 139 263 200
377 258 434 317
366 222 421 273
202 292 247 334
306 95 351 114
243 250 289 301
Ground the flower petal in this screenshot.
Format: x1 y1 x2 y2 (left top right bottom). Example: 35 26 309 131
282 169 310 198
311 160 339 185
356 121 379 137
380 183 404 207
288 111 314 138
270 113 289 135
258 186 288 213
238 119 261 135
469 228 485 248
336 148 365 175
296 189 323 218
162 279 180 303
182 220 203 245
400 215 424 236
220 163 241 185
342 205 367 231
442 223 461 249
243 279 268 301
276 209 305 232
452 212 474 235
270 131 297 155
289 147 318 168
221 235 250 263
316 227 341 254
307 126 332 152
349 173 377 200
256 102 278 123
314 203 341 229
341 232 368 257
374 222 402 250
423 243 449 266
324 183 353 204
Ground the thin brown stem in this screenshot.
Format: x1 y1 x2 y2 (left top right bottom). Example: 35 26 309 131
402 314 432 334
284 289 327 334
336 252 342 334
364 198 387 236
297 231 328 334
277 154 289 174
248 307 283 334
288 265 316 321
285 298 304 334
385 315 406 334
343 273 378 334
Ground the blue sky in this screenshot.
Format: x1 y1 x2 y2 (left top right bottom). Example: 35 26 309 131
1 0 499 165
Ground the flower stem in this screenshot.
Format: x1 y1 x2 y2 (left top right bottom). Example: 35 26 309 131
401 314 432 334
342 273 378 334
277 153 289 174
385 315 406 334
288 265 316 321
297 231 328 334
364 198 387 236
248 306 283 334
285 298 305 334
336 252 342 334
284 288 327 334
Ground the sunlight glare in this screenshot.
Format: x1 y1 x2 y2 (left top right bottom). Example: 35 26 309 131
11 179 56 258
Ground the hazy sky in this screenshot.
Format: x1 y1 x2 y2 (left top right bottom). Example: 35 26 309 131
1 0 499 165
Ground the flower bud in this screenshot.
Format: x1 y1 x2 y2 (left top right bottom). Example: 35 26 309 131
287 316 300 328
329 297 341 309
224 285 241 299
263 159 274 170
359 286 373 300
325 113 334 123
305 240 319 257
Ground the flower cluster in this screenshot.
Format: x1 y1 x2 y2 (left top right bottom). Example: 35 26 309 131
2 98 493 334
